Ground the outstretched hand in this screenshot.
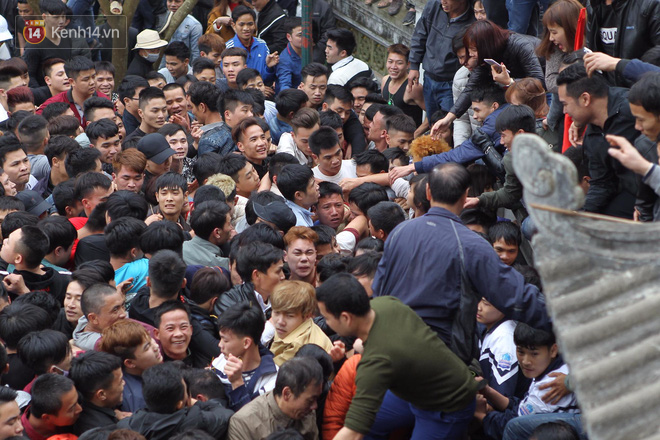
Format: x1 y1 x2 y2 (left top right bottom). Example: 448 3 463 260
606 134 653 176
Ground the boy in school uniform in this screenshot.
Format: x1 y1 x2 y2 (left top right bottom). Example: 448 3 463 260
476 297 527 399
476 323 580 439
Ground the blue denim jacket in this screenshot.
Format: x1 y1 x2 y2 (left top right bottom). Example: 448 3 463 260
159 14 203 69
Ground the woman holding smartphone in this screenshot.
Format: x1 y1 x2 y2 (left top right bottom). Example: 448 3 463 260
431 20 544 139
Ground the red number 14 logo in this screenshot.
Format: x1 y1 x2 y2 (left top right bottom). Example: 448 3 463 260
23 20 45 44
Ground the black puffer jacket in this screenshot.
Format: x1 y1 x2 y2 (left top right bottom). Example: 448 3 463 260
586 0 660 77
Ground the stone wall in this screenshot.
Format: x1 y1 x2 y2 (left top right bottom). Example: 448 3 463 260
328 0 427 76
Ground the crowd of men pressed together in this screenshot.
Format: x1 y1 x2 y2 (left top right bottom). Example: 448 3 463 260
0 0 659 436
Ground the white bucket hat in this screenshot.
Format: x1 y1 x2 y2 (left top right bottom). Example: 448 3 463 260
134 29 168 50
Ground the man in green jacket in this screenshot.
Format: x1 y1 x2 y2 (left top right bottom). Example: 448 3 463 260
317 273 479 440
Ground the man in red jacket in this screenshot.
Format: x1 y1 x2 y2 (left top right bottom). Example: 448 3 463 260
37 56 109 128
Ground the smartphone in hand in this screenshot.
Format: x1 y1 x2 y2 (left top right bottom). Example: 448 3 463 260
484 58 502 73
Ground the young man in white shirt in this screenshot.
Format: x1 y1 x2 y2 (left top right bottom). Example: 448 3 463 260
309 126 357 184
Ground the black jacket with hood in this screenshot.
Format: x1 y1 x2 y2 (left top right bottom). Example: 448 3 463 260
15 267 70 305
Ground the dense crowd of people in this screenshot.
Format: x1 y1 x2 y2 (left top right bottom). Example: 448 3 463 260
0 0 658 437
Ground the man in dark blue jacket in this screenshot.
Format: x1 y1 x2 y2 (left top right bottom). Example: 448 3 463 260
372 163 550 364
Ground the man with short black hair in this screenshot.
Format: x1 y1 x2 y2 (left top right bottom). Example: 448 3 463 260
268 89 309 145
228 357 321 439
277 108 319 167
122 87 168 150
33 58 69 107
70 351 124 435
310 126 357 184
385 114 416 152
367 105 404 153
105 216 149 297
118 75 150 137
162 83 192 130
21 374 82 440
17 329 72 379
38 57 109 128
86 119 121 173
212 302 278 411
221 89 256 132
17 115 50 184
322 85 367 156
38 215 76 272
0 386 23 439
83 97 116 124
158 41 193 84
373 163 550 362
214 241 284 333
41 135 79 198
192 58 217 83
152 301 196 364
278 164 319 227
234 117 271 179
347 77 378 116
317 273 479 438
0 140 37 192
129 250 220 366
367 201 405 241
0 225 69 302
183 200 233 268
557 63 642 218
188 81 235 156
73 171 113 218
326 29 373 87
0 67 25 123
220 47 248 91
298 63 328 109
226 6 279 85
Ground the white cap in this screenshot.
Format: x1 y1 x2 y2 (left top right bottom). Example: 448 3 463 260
0 16 12 42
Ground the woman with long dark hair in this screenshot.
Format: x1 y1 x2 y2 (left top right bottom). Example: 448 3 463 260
536 0 583 149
